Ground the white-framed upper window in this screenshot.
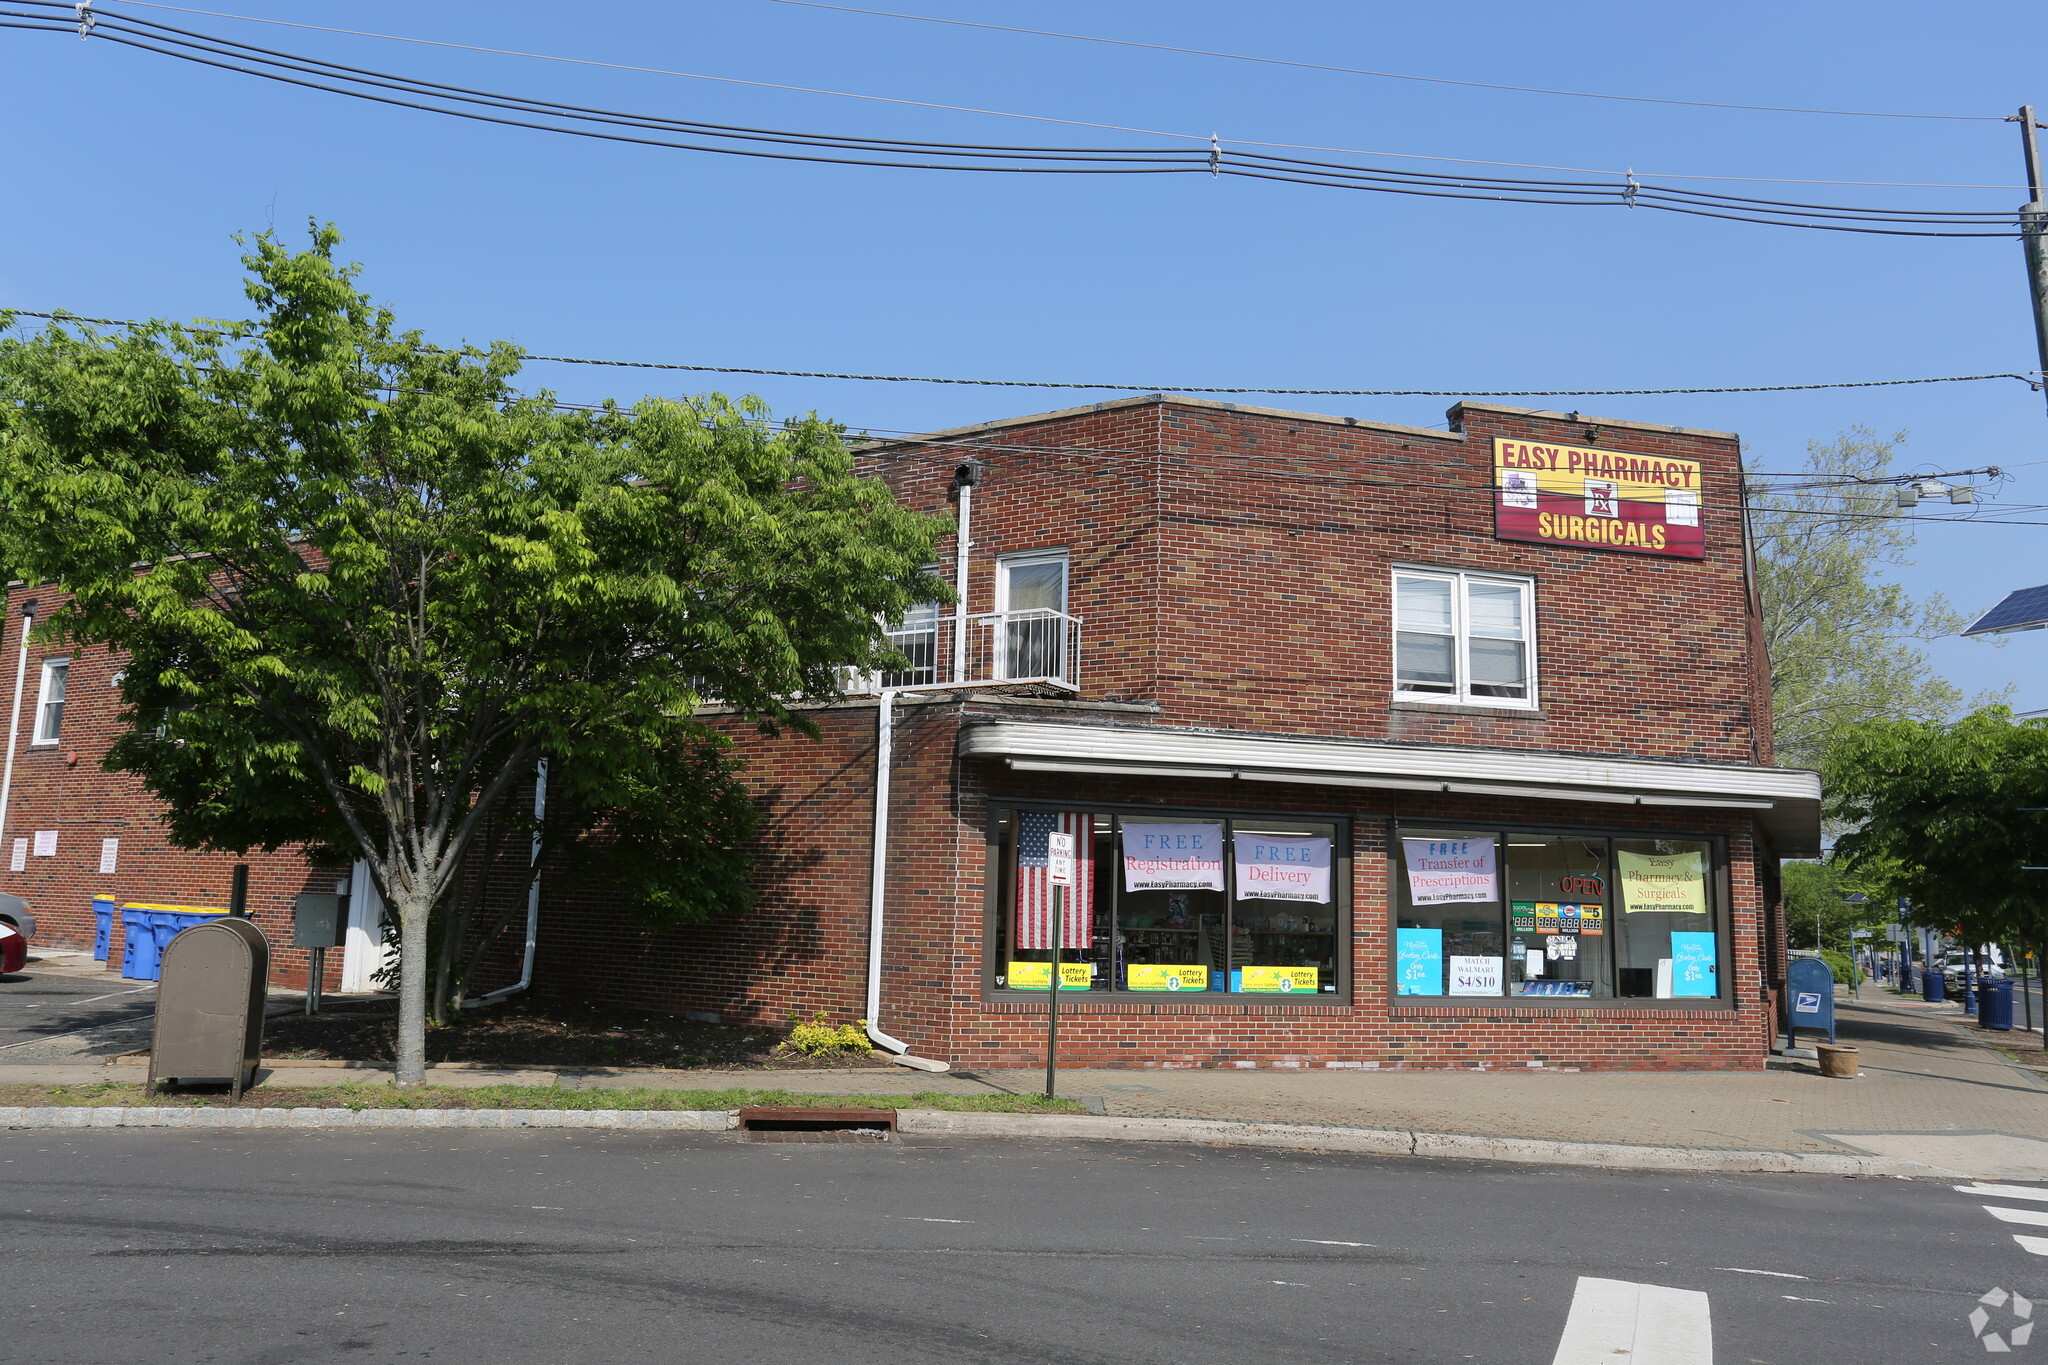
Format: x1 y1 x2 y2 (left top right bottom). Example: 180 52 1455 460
1393 569 1536 709
32 659 69 744
995 551 1070 682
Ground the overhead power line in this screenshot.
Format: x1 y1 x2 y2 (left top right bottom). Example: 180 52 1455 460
6 313 2043 526
761 0 2006 125
7 310 2041 400
4 2 2026 235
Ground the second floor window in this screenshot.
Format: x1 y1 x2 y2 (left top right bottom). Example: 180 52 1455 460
1393 569 1535 708
33 660 69 743
997 551 1069 681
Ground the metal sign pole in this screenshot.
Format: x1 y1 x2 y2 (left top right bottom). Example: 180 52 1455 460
1046 882 1063 1098
1045 830 1075 1099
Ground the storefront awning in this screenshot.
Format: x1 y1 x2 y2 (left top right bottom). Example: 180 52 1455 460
958 720 1823 857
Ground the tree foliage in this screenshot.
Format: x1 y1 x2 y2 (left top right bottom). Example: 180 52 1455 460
0 226 949 1082
1826 708 2048 948
1747 427 1978 771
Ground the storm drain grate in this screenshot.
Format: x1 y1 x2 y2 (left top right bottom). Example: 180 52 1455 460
736 1106 897 1143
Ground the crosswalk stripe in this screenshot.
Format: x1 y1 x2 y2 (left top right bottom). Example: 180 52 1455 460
1985 1206 2048 1228
1550 1277 1713 1365
1957 1184 2048 1202
2014 1235 2048 1256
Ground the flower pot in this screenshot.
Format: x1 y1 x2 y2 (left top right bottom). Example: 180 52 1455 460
1815 1043 1860 1079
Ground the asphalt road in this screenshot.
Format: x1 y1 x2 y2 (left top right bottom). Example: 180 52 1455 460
4 1131 2039 1363
0 955 155 1051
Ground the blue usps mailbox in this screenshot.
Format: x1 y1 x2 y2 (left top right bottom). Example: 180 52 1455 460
1785 956 1836 1046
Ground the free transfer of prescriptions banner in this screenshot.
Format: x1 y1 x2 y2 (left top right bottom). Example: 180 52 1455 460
1492 437 1706 560
1401 837 1498 904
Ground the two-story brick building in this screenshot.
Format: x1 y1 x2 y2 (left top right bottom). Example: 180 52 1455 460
0 393 1816 1070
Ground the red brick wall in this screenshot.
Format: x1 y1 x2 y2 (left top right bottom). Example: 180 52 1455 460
0 585 347 988
531 692 1773 1071
857 397 1768 764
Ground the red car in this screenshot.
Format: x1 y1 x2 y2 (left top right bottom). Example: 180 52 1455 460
0 893 32 974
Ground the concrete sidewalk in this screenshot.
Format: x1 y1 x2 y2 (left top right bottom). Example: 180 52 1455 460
5 985 2044 1173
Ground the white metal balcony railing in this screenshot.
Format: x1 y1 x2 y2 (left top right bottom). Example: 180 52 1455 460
855 608 1081 693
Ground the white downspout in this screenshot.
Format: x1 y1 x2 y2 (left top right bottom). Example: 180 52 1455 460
865 690 949 1071
951 478 973 683
0 599 38 864
475 757 546 1005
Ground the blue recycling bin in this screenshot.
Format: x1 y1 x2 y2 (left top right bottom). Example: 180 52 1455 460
1978 978 2015 1032
119 903 231 980
91 895 116 962
1922 965 1946 1003
119 906 163 980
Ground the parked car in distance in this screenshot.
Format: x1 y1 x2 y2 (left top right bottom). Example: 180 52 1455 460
0 892 33 975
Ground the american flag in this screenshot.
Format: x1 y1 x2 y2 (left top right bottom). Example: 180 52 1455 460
1016 810 1093 951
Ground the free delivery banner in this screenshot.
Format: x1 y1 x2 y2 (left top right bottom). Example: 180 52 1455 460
1493 437 1705 560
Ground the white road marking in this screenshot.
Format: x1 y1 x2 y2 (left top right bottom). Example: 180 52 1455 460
1958 1184 2048 1203
1714 1267 1806 1279
1293 1239 1373 1247
1550 1277 1712 1365
2012 1235 2048 1256
1985 1206 2048 1229
890 1217 972 1224
1781 1295 1833 1304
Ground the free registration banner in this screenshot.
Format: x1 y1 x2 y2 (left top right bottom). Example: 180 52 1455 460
1123 822 1226 892
1402 837 1498 905
1235 833 1332 903
1493 437 1706 560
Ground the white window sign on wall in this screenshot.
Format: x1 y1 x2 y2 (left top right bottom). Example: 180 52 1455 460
31 830 57 858
7 839 24 872
99 838 120 875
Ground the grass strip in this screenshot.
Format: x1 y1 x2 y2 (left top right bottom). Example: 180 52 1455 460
0 1082 1086 1114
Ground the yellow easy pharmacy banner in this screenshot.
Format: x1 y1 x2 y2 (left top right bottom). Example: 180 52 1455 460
1617 849 1708 914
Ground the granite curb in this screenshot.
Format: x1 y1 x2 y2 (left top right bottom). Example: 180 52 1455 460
0 1104 1958 1176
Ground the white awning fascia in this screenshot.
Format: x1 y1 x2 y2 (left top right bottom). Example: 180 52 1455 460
970 721 1819 854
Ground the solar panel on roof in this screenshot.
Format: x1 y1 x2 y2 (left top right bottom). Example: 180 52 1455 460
1964 584 2048 636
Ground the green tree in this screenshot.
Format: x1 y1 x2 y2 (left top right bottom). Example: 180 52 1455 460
1825 707 2048 953
1781 858 1892 952
0 227 949 1084
1747 427 1978 772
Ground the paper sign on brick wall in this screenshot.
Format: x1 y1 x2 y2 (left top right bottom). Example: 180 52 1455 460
99 838 119 875
7 839 23 872
31 830 56 857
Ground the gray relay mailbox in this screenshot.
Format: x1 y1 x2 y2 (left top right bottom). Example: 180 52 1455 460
148 917 270 1101
1785 956 1837 1048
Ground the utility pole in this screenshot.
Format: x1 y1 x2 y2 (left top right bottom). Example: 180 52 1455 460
2011 106 2048 414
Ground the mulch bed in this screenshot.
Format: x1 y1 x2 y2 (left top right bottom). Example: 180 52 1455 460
258 997 889 1071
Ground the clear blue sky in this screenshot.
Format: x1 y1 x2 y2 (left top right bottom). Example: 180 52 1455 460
5 1 2047 714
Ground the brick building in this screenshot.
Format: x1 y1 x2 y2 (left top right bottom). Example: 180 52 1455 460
0 394 1818 1070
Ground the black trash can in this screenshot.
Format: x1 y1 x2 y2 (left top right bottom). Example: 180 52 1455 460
1978 979 2015 1032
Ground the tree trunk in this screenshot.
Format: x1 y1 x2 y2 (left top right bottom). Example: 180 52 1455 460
395 889 434 1086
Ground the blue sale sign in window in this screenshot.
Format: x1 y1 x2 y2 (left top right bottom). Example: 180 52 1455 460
1671 931 1717 997
1395 927 1443 996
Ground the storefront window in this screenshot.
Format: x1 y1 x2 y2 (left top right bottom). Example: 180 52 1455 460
1393 831 1502 997
1613 838 1718 998
1394 826 1723 1003
992 807 1345 997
